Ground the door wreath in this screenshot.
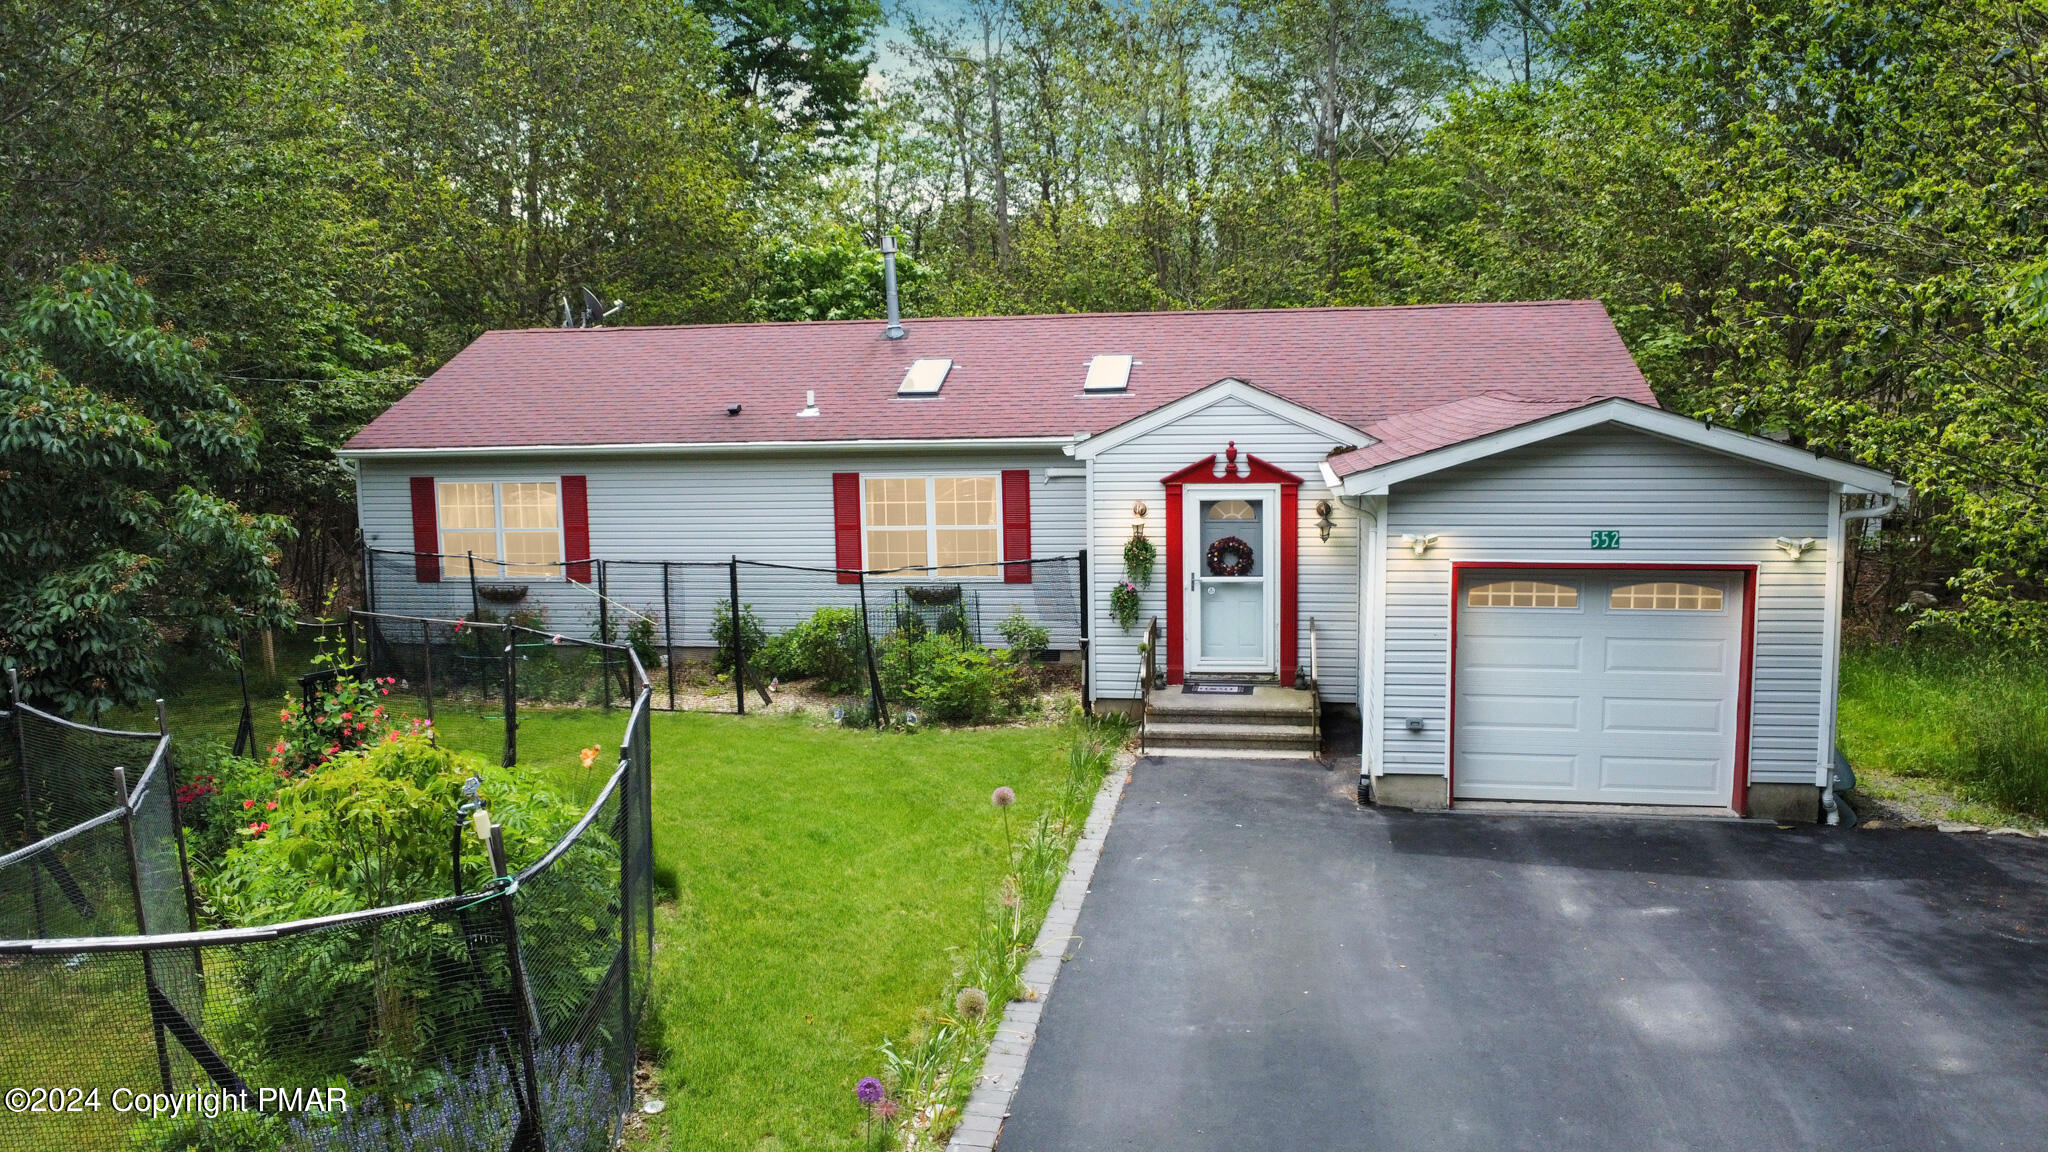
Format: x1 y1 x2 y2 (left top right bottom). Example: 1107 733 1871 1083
1206 536 1255 576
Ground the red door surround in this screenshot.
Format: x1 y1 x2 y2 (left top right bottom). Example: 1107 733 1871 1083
1161 443 1302 686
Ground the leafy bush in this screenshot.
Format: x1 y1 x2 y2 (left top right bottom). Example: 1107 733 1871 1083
884 633 1025 724
998 612 1050 657
290 1045 618 1152
626 612 661 668
711 600 767 675
174 742 286 864
204 736 611 1089
122 1107 292 1152
760 606 868 693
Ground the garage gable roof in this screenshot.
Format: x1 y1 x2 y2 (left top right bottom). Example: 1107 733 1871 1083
1067 378 1369 460
1326 398 1897 495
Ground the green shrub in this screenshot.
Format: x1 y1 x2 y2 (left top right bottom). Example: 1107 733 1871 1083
272 630 409 774
203 736 609 1090
899 633 1026 724
626 613 661 669
761 607 868 693
711 600 768 675
122 1108 293 1152
998 612 1050 657
174 743 285 865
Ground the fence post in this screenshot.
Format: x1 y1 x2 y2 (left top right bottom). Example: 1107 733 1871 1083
597 560 615 711
362 543 376 613
486 821 549 1152
502 640 517 769
1077 550 1092 718
113 766 176 1094
160 699 201 938
616 738 637 1114
857 571 888 729
7 668 45 937
420 619 437 738
232 630 256 757
661 562 676 712
729 557 746 716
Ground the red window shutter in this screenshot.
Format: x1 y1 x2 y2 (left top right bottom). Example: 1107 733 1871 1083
833 472 862 584
562 475 592 583
409 477 441 582
1002 469 1032 583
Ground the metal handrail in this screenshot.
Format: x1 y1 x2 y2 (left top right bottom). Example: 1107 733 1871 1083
1306 616 1322 760
1138 616 1160 756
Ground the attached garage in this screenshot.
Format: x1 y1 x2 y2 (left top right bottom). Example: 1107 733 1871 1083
1452 567 1749 808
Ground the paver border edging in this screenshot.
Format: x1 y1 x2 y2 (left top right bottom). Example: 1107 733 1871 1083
943 750 1135 1152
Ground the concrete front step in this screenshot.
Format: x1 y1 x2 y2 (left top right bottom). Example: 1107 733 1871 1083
1143 720 1318 752
1145 684 1317 724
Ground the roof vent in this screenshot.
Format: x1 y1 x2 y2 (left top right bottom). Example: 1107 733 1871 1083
898 358 952 396
798 389 819 418
1083 355 1133 392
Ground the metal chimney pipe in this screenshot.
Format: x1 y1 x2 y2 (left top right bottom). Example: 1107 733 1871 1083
881 235 905 340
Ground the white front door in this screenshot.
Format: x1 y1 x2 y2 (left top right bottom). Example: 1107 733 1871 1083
1185 489 1278 674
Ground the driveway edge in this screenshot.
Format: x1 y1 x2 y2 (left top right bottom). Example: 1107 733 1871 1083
943 751 1134 1152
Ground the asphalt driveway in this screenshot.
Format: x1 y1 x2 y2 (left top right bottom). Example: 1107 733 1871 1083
998 758 2048 1152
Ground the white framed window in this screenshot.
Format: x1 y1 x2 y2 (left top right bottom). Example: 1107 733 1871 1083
864 475 1001 577
1466 579 1579 608
439 480 563 579
1611 581 1724 611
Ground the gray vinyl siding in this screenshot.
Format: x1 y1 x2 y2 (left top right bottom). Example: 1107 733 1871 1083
355 449 1085 648
1379 426 1831 786
1088 395 1360 702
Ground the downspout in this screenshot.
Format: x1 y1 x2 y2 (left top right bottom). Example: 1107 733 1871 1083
1333 480 1379 803
1821 490 1901 826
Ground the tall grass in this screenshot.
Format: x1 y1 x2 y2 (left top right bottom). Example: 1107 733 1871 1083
875 719 1128 1150
1839 640 2048 817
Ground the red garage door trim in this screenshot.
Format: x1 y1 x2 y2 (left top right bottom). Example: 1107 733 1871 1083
1446 562 1758 815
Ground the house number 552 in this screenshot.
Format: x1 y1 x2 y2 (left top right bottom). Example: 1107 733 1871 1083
1590 530 1622 549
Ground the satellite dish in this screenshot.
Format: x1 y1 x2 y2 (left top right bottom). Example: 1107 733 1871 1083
580 286 603 327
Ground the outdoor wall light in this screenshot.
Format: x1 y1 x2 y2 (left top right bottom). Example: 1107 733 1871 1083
1774 536 1817 559
1315 500 1334 542
1401 533 1440 557
1405 717 1426 734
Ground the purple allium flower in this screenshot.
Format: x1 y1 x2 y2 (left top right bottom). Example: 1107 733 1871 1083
856 1077 885 1108
991 786 1016 809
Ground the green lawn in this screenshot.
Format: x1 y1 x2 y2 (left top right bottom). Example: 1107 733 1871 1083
1839 640 2048 822
109 654 1088 1151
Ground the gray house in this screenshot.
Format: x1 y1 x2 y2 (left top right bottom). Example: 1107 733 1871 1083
341 301 1898 822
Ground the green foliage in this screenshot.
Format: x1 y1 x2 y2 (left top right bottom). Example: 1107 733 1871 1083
121 1108 292 1152
203 736 605 1087
998 612 1050 657
627 612 661 669
0 261 294 714
749 231 931 321
1109 581 1142 633
697 0 882 138
882 632 1026 724
272 629 407 774
175 743 287 865
760 606 869 694
711 600 769 675
1121 530 1156 588
1840 640 2048 819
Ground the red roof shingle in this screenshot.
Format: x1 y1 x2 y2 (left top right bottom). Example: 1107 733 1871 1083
343 301 1653 453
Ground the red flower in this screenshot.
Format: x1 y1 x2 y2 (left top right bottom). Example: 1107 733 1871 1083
265 800 278 811
244 799 256 809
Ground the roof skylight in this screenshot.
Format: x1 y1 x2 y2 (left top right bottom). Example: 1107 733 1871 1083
898 358 953 395
1083 355 1133 392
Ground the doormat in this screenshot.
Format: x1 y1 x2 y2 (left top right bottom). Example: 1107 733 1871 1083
1183 682 1254 695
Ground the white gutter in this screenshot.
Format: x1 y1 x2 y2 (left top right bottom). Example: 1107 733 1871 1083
339 435 1079 460
1820 487 1902 826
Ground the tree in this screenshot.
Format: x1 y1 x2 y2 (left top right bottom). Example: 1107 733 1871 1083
0 261 294 713
697 0 883 139
747 231 930 321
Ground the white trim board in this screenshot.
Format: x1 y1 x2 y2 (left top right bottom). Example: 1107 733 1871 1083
340 435 1077 460
1066 378 1370 461
1332 398 1898 496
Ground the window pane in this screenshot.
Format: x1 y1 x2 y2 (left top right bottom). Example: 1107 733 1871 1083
502 531 562 579
866 529 927 573
1466 580 1578 608
936 527 999 576
501 482 558 530
864 477 927 527
441 531 499 577
1611 582 1723 611
1207 499 1257 521
935 476 998 527
437 482 495 531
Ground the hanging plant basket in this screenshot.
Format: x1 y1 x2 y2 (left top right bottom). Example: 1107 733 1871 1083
477 584 530 604
904 584 964 606
1110 581 1142 632
1123 529 1156 587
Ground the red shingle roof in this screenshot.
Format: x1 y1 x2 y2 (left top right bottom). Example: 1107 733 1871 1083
343 301 1654 453
1324 394 1599 478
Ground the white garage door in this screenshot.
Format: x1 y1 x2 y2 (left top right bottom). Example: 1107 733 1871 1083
1454 569 1744 807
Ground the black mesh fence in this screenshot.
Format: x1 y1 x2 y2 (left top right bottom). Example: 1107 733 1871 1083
363 547 1091 718
0 638 656 1152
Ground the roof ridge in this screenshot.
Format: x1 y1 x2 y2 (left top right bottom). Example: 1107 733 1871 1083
472 299 1611 339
